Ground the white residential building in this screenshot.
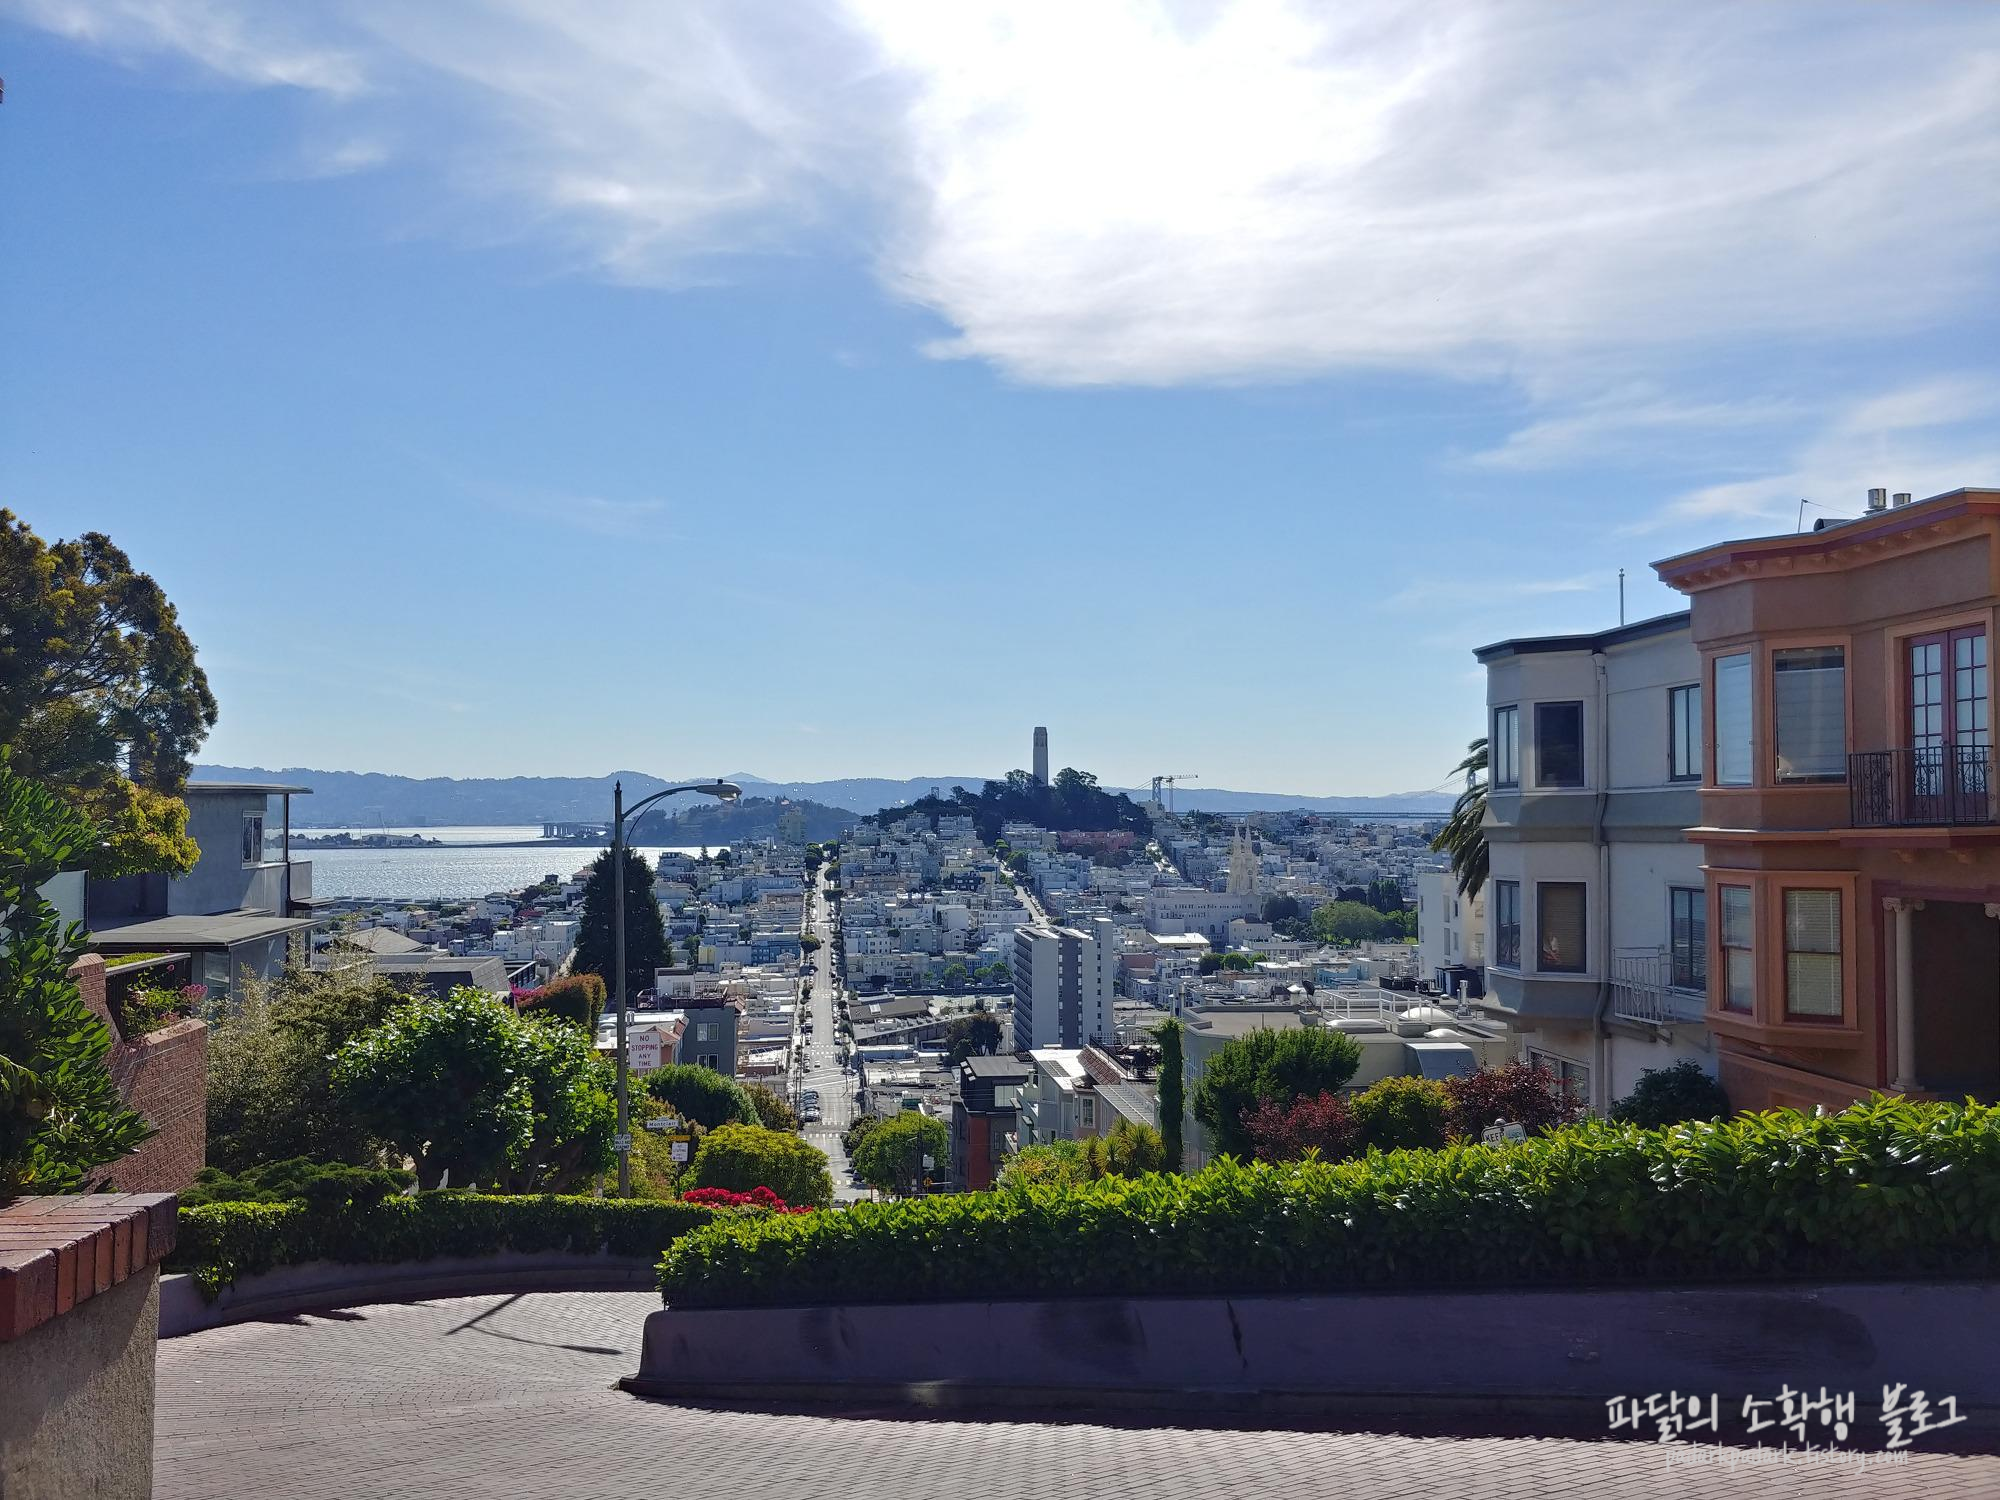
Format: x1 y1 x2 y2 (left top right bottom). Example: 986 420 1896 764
1415 870 1484 995
1011 916 1116 1051
1476 611 1715 1111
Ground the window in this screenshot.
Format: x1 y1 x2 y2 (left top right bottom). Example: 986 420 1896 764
1669 887 1706 993
1719 885 1753 1013
1784 889 1842 1019
1528 1049 1590 1104
1494 881 1521 968
1534 702 1585 788
1715 652 1753 786
1773 646 1846 783
1492 705 1520 787
1669 684 1702 781
1537 883 1587 973
241 813 265 866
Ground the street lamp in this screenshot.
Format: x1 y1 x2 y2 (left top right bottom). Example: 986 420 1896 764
610 777 740 1196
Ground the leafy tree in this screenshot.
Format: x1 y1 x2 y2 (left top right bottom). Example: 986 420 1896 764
572 847 668 1002
1241 1091 1358 1162
206 962 406 1172
841 1112 883 1160
1197 952 1224 975
0 513 219 878
684 1122 833 1208
332 988 611 1191
800 934 821 953
680 935 701 968
741 1080 799 1133
1093 1118 1165 1176
1610 1060 1732 1128
645 1063 761 1130
852 1111 948 1196
941 961 969 987
946 1012 1002 1065
1429 737 1490 899
180 1156 411 1210
1261 894 1302 925
515 973 605 1031
1311 900 1390 945
997 1138 1090 1188
1443 1061 1584 1139
1351 1075 1452 1153
1154 1019 1185 1172
1192 1026 1362 1160
0 765 151 1195
1219 952 1254 972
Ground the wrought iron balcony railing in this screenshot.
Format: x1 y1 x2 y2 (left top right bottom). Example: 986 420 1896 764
1849 745 1998 828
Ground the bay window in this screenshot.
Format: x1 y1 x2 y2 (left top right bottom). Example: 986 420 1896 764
1535 702 1584 788
1494 880 1521 969
1493 705 1520 788
1715 652 1753 786
1773 646 1846 783
1537 882 1587 974
1719 885 1754 1013
1783 889 1843 1019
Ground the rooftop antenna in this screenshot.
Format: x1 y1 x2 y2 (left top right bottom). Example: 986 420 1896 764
1618 568 1626 626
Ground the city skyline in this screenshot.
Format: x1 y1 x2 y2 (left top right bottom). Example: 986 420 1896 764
4 3 1997 793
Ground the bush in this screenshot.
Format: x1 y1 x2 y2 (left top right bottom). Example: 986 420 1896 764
1192 1026 1362 1159
1442 1061 1584 1140
180 1157 412 1210
1350 1075 1451 1153
516 974 605 1031
1611 1060 1732 1128
681 1185 811 1214
170 1192 720 1299
997 1139 1091 1189
1241 1092 1358 1162
683 1123 833 1208
842 1113 883 1159
659 1097 2000 1309
740 1081 799 1133
646 1064 762 1131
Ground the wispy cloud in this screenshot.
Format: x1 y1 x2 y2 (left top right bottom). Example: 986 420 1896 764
19 0 1999 393
1463 388 1804 473
1391 572 1604 610
1633 376 2000 538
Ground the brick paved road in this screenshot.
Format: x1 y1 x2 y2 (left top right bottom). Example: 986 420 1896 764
156 1292 1999 1499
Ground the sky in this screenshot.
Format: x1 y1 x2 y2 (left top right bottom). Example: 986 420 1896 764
3 2 1998 798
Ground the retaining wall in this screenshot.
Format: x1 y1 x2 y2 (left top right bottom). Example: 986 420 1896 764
625 1282 2000 1424
159 1251 657 1337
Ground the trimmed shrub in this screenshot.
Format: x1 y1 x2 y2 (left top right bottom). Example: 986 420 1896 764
1611 1060 1733 1128
1350 1075 1451 1153
169 1192 719 1299
684 1123 834 1209
516 974 606 1030
1192 1027 1362 1159
999 1121 1168 1188
180 1157 412 1210
646 1064 761 1131
659 1097 2000 1309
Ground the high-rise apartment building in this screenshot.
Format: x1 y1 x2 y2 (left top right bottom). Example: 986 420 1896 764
1011 916 1115 1051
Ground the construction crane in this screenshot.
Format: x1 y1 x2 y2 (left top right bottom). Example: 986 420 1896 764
1153 773 1199 814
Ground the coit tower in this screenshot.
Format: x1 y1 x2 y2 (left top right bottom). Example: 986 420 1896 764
1033 726 1049 786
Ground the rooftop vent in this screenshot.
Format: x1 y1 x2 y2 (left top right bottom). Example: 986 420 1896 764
1892 492 1913 507
1867 487 1889 511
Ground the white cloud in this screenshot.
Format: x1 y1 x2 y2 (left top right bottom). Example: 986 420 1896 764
1638 376 2000 538
15 0 2000 392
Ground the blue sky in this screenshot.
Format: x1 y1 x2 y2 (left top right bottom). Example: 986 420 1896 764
4 2 1997 796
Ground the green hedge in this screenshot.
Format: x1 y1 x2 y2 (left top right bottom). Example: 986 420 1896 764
170 1192 718 1299
659 1097 2000 1309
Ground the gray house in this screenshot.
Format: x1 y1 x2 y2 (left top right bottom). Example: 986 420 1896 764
90 782 319 1001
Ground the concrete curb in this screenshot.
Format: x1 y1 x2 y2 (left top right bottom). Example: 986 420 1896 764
159 1252 657 1337
626 1282 2000 1426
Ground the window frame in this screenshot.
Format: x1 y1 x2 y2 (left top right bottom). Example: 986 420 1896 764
1492 705 1520 789
1716 882 1754 1015
1536 881 1588 975
1668 886 1707 994
1781 887 1844 1023
1771 644 1849 785
1713 651 1754 787
241 812 266 868
1493 880 1521 970
1668 683 1702 783
1533 701 1586 789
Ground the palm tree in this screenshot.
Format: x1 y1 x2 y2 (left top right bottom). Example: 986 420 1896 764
1430 737 1489 899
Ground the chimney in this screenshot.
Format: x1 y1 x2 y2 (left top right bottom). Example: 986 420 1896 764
1867 488 1889 512
1892 492 1913 508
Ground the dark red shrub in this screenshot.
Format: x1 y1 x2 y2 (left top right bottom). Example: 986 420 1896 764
1241 1091 1360 1162
1442 1061 1584 1140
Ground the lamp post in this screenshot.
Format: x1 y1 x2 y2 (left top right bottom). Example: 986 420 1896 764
611 777 740 1196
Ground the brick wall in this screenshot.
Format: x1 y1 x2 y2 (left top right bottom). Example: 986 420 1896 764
71 956 209 1194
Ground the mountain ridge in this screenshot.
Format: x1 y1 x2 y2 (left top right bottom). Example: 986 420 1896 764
192 765 1453 823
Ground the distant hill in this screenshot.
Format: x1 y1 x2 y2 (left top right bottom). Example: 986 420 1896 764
193 765 1453 823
